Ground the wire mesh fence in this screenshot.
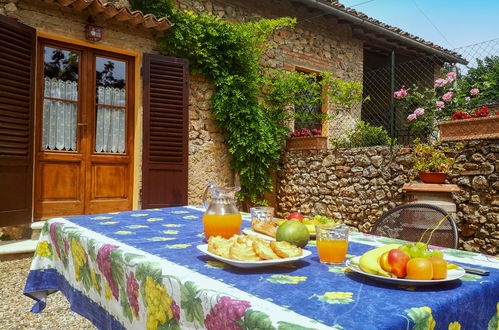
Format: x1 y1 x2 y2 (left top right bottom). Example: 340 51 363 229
332 37 499 146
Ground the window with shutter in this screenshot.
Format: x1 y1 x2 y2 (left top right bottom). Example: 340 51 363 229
0 15 36 226
142 54 189 208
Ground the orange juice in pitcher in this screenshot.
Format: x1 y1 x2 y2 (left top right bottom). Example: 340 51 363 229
202 213 242 239
202 183 242 239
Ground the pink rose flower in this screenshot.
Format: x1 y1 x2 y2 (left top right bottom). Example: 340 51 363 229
446 72 457 81
407 113 417 121
436 101 445 108
414 108 425 117
442 92 454 102
434 78 448 88
394 88 407 100
470 88 480 96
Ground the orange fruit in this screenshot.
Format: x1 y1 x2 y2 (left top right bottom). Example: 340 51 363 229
406 258 433 280
428 257 447 280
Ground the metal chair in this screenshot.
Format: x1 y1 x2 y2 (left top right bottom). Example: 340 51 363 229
371 203 458 249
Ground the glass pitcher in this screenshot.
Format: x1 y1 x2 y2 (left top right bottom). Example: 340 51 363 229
202 183 242 239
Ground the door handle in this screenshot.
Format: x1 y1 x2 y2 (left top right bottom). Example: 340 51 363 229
77 123 88 126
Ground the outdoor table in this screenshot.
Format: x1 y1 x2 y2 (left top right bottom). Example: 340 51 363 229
24 206 499 329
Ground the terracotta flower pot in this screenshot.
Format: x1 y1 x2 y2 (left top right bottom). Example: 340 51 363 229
419 172 448 184
439 116 499 141
286 136 327 150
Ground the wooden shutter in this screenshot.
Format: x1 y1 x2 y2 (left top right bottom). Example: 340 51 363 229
0 15 36 226
141 54 189 208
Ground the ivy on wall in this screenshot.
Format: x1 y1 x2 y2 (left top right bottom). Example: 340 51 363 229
130 0 362 203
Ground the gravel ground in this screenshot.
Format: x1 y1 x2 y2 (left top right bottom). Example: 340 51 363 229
0 257 96 330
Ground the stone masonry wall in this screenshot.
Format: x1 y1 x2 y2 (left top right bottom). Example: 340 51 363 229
173 0 364 203
277 140 498 255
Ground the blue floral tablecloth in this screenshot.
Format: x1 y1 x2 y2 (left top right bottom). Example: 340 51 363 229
24 206 499 329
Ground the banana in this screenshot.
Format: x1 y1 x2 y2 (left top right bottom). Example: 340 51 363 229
359 244 400 277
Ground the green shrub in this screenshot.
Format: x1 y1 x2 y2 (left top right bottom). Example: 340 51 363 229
331 121 393 148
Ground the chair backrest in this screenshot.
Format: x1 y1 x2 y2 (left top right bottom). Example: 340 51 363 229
371 203 458 249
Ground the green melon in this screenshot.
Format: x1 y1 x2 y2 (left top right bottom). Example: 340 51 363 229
276 220 310 248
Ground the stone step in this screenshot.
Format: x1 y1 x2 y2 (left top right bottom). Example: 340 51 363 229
31 221 46 241
0 239 37 261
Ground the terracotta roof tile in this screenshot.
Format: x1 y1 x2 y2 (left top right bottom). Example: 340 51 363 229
42 0 172 31
317 0 463 60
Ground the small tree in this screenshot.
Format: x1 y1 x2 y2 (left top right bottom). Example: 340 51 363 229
456 56 499 106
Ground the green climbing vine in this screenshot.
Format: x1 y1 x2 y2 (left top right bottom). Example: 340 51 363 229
129 1 362 203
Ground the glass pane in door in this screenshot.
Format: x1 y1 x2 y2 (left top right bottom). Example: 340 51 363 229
95 57 126 153
42 46 79 151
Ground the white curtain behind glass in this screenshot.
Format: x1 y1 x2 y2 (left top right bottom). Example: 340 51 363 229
95 86 126 153
42 78 78 151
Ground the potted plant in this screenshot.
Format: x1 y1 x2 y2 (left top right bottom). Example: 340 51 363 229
286 128 327 150
439 105 499 141
261 70 363 151
411 138 457 184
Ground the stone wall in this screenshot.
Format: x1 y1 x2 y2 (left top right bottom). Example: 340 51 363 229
276 140 498 255
172 0 365 203
188 75 234 203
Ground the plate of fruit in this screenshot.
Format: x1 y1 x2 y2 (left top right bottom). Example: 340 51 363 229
346 243 465 286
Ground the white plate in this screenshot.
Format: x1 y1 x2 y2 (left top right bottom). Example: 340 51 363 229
346 256 466 286
242 227 316 239
196 244 312 268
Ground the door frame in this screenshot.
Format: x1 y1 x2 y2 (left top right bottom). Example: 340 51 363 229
33 37 136 219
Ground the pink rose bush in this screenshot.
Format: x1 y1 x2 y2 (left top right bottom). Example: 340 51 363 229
442 92 454 102
414 108 425 117
393 70 493 135
394 88 407 99
434 78 448 88
446 72 457 81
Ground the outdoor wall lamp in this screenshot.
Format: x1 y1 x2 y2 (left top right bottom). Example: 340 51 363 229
85 19 103 42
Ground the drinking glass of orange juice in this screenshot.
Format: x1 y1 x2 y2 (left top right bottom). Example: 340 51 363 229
315 224 349 265
202 183 242 240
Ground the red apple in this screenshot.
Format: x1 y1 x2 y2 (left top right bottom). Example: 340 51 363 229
287 211 303 222
379 249 411 278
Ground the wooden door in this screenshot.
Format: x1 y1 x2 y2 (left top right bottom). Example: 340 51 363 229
0 15 36 226
86 52 134 214
141 54 189 209
34 40 134 219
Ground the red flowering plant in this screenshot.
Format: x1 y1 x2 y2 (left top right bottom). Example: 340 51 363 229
451 105 496 120
289 128 322 137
